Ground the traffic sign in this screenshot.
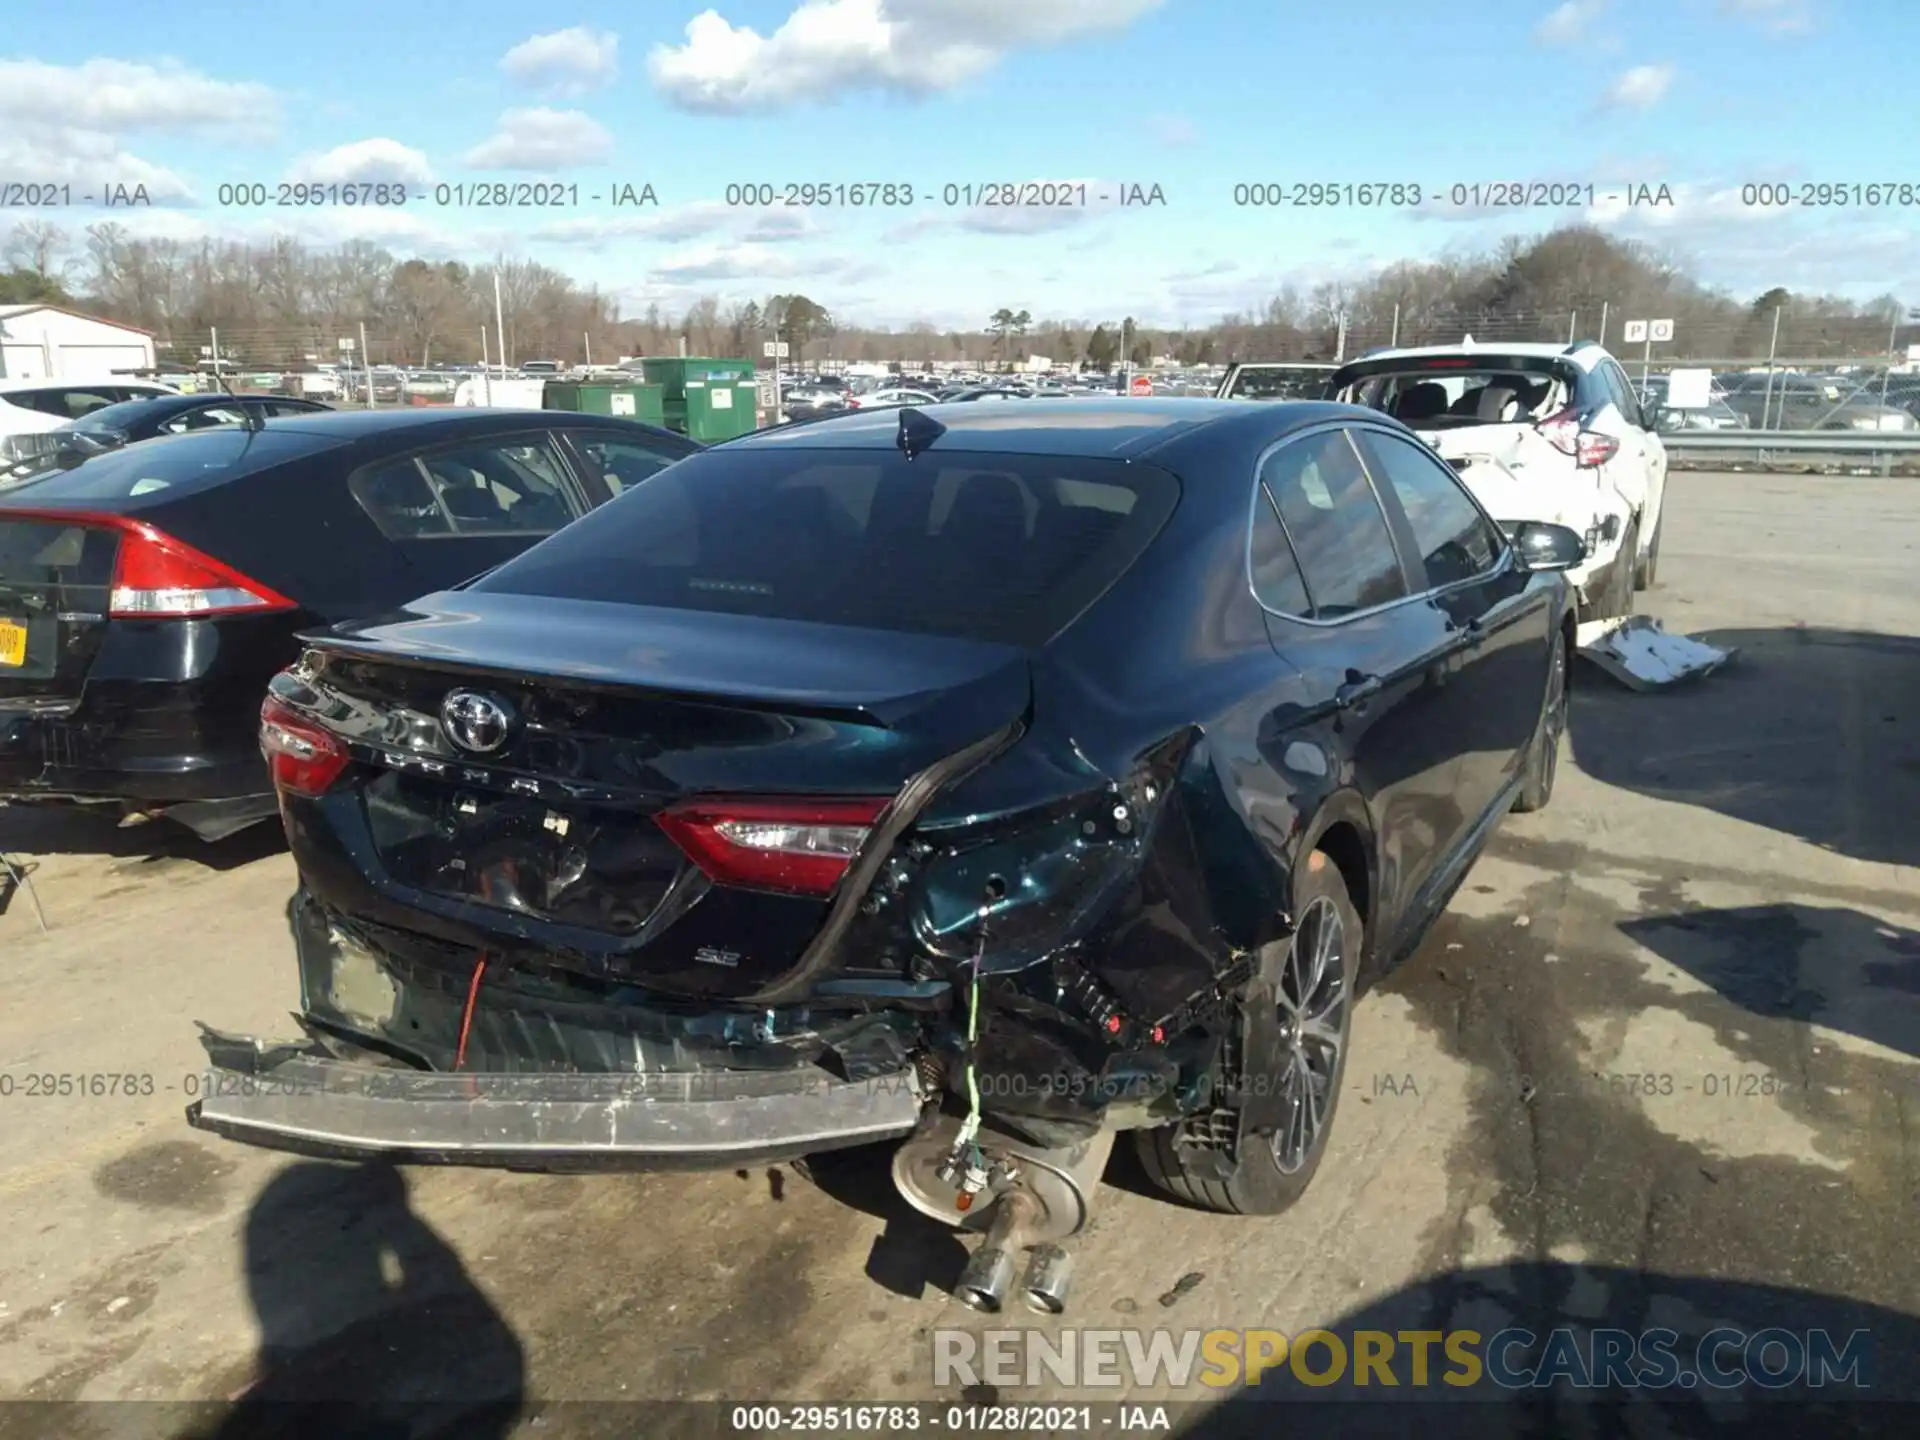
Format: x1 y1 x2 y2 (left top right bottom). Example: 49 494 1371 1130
1649 318 1674 342
1622 321 1647 344
757 378 777 409
763 341 789 358
338 337 356 352
1130 374 1152 395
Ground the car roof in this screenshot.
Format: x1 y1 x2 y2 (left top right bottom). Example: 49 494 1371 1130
256 407 660 441
716 396 1364 459
0 377 174 394
1350 341 1603 366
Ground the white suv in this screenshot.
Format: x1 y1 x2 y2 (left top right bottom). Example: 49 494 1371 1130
0 378 180 463
1326 340 1668 617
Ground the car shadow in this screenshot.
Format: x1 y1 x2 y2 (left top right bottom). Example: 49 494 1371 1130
0 804 286 869
173 1161 524 1440
1620 904 1920 1062
795 1145 971 1301
1179 1262 1920 1437
1566 626 1920 870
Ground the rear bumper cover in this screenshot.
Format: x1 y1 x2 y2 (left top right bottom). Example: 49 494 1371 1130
185 1026 926 1170
0 706 269 806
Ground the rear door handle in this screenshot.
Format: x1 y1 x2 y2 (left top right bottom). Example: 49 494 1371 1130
1335 669 1383 710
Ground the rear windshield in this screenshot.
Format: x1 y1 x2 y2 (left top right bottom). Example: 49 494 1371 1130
470 447 1181 647
1334 359 1575 428
0 428 346 504
1224 366 1337 401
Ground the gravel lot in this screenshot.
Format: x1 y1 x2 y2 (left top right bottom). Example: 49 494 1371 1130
0 469 1914 1436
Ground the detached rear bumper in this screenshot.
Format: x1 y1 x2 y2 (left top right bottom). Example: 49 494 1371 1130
185 1028 927 1171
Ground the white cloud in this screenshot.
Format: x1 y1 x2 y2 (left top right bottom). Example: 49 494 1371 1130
0 58 276 133
651 242 851 283
648 0 1165 113
0 123 193 204
501 27 620 96
1718 0 1814 35
1149 113 1197 147
463 109 613 171
530 203 735 245
1535 0 1605 44
1598 64 1674 111
0 59 270 211
743 208 825 242
287 139 432 186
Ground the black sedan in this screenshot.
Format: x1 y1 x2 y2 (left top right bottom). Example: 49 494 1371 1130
189 398 1583 1313
64 392 336 448
0 408 700 839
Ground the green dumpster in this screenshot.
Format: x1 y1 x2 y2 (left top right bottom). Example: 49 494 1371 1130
639 357 756 402
543 381 667 427
678 375 759 441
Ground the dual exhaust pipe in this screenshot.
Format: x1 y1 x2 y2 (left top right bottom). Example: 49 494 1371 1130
954 1190 1075 1314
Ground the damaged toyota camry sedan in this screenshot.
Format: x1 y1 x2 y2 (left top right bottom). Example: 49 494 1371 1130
189 397 1585 1314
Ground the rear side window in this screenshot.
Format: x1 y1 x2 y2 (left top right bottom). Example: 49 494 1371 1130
1248 485 1311 616
470 447 1181 647
1261 431 1407 619
351 437 579 539
566 433 695 495
4 387 119 419
1353 430 1503 588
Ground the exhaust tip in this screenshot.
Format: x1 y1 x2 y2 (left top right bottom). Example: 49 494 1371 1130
955 1245 1015 1314
1019 1244 1072 1316
958 1284 1003 1314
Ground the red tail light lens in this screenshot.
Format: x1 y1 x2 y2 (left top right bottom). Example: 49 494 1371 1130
261 694 350 796
657 796 891 896
1536 406 1582 456
112 522 295 617
1575 432 1619 467
1534 408 1617 468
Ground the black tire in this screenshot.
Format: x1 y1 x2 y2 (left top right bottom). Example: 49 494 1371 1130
1587 518 1638 621
1634 510 1662 591
1135 854 1361 1215
1511 624 1568 814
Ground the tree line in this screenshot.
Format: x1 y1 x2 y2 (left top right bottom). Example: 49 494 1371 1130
0 218 1909 369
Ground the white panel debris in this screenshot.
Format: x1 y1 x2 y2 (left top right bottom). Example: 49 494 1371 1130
1575 615 1737 691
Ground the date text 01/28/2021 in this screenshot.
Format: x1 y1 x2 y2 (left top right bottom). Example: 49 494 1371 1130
1229 182 1677 208
720 182 1167 208
212 182 660 208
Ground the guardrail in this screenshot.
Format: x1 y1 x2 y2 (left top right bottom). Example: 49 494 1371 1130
1660 429 1920 473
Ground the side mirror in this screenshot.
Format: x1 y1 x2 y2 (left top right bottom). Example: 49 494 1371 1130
1512 521 1587 572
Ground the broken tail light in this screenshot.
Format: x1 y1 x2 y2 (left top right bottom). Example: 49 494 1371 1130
1535 408 1619 468
657 796 892 897
261 694 351 796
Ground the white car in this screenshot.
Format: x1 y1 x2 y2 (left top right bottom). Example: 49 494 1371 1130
847 387 940 409
0 377 180 463
1327 340 1668 617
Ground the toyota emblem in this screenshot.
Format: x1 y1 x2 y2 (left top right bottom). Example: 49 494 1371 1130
440 689 516 754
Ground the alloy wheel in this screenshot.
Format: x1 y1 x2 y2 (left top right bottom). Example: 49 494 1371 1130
1542 640 1568 791
1268 894 1348 1174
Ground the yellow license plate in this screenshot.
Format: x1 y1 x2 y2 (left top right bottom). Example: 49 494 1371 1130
0 620 26 667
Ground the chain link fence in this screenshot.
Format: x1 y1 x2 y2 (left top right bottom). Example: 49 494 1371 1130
144 306 1920 433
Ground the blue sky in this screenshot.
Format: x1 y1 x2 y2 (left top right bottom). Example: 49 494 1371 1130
4 0 1917 328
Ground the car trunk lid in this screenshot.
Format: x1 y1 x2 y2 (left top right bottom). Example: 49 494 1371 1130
289 592 1031 998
